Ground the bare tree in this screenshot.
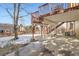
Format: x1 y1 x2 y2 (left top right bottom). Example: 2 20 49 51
14 3 21 40
0 4 31 40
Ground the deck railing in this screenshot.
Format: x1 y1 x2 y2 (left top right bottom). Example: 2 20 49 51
31 11 41 23
31 3 79 23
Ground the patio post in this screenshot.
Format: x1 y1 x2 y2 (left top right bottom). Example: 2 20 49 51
32 24 35 41
65 22 68 36
73 21 76 36
41 24 43 38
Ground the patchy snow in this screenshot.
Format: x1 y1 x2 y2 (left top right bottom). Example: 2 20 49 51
0 34 41 48
6 51 16 56
18 41 45 56
0 36 14 48
11 34 41 45
6 41 45 56
11 36 32 45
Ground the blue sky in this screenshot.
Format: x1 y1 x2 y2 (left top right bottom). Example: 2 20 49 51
0 3 68 26
0 3 44 26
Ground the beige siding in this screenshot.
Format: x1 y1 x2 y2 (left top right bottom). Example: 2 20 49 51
75 21 79 38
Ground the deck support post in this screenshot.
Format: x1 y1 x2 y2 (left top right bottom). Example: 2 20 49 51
73 21 76 36
66 22 68 32
65 22 68 36
32 24 35 41
41 24 43 38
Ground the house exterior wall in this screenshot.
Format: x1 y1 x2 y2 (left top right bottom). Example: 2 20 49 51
58 21 79 38
0 24 14 34
75 21 79 38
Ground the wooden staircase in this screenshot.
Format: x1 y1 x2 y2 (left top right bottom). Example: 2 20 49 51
48 22 65 34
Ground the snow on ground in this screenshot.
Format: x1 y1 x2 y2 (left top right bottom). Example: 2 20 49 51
0 36 14 48
18 41 45 56
0 34 41 48
11 34 41 45
6 41 45 56
11 36 32 45
42 36 79 56
6 51 16 56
